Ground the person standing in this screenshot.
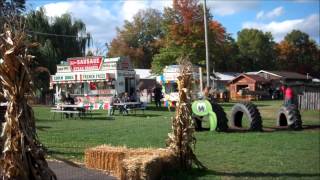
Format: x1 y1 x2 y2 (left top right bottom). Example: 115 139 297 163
64 94 75 118
284 86 294 106
153 85 163 108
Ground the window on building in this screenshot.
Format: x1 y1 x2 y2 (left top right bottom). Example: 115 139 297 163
236 85 248 92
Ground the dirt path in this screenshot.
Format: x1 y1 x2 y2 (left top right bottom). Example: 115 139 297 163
49 161 117 180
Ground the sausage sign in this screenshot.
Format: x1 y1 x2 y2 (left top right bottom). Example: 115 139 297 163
192 100 217 131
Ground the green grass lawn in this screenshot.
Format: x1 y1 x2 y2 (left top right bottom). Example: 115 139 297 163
34 100 320 179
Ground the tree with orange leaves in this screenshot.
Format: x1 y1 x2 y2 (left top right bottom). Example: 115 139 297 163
276 30 319 77
152 0 232 74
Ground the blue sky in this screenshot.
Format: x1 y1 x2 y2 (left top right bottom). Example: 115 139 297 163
26 0 320 51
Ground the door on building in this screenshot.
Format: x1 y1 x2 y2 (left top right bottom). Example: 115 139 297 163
125 77 135 95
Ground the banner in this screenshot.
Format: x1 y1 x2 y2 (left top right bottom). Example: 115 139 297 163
68 56 103 72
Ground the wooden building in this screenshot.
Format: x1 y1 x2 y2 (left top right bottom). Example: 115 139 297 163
228 74 270 101
255 70 311 86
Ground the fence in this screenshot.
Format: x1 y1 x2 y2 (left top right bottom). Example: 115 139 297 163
298 91 320 110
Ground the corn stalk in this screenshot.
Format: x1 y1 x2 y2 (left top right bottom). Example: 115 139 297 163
167 57 205 169
0 20 56 179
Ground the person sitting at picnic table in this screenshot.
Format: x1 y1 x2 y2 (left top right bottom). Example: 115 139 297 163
129 92 136 102
122 92 130 102
64 94 75 118
119 92 130 115
108 95 119 116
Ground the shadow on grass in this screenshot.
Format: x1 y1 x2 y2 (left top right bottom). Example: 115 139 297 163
262 125 320 132
80 114 162 120
83 117 116 121
303 125 320 130
47 149 83 160
36 119 62 123
36 125 52 131
86 112 104 116
196 125 320 134
146 106 171 112
112 114 162 118
220 103 270 108
164 169 320 179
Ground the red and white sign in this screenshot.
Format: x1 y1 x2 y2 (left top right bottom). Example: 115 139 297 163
68 57 103 72
119 58 131 70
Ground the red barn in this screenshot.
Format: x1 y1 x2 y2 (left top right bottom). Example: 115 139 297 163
228 74 270 101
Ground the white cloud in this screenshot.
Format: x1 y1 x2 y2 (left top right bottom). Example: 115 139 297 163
121 0 172 21
41 2 72 17
41 0 172 46
42 1 120 47
243 14 320 42
207 1 258 16
121 1 148 21
150 0 172 11
256 6 284 20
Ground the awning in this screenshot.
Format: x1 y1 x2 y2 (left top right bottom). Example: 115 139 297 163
51 72 115 84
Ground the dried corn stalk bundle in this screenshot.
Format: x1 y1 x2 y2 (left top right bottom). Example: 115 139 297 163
85 145 176 180
166 58 205 169
0 22 56 179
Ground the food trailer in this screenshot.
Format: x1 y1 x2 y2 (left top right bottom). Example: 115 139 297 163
157 65 201 107
50 56 136 110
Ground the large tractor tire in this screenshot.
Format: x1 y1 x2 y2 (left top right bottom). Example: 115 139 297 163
192 102 228 132
192 115 203 131
277 105 302 130
211 101 229 131
230 102 262 131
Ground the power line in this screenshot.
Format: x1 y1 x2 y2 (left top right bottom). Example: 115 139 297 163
26 30 89 38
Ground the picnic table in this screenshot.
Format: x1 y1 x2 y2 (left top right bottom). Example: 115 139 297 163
51 104 87 120
112 102 146 115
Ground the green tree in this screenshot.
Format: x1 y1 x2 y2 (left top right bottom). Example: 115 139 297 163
108 8 164 68
25 8 91 92
151 0 206 74
0 0 25 16
237 28 276 71
214 36 241 72
0 0 26 31
276 30 320 77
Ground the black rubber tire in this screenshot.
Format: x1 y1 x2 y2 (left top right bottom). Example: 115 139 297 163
230 102 263 131
210 101 229 132
277 105 302 130
192 116 203 131
192 102 229 132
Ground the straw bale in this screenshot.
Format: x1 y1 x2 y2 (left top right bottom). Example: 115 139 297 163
85 145 127 176
85 145 177 180
121 151 177 180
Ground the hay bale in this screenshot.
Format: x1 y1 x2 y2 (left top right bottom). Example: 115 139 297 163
121 152 177 180
85 145 177 180
85 145 127 176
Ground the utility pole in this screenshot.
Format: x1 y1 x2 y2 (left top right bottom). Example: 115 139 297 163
203 0 210 87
